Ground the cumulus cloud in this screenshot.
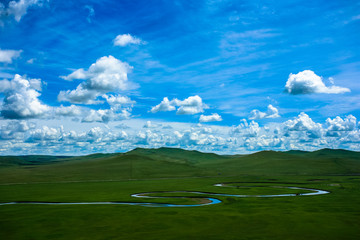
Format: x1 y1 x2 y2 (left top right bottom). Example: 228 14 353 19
265 105 280 118
326 115 357 131
285 70 350 94
28 125 59 141
113 34 143 47
0 75 135 122
58 57 136 123
0 0 46 25
249 104 280 120
58 126 107 144
231 119 261 137
175 95 209 115
0 120 35 139
173 127 226 148
82 109 113 123
81 108 131 123
58 56 134 104
55 105 82 117
136 129 164 145
0 74 50 119
150 97 176 113
0 49 22 63
249 110 266 120
284 112 323 138
73 94 134 122
0 113 360 155
143 121 153 128
285 112 322 131
150 95 208 115
325 115 358 137
199 113 222 122
102 94 135 107
58 85 100 105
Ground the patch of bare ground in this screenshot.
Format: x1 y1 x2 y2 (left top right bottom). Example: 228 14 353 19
192 198 212 204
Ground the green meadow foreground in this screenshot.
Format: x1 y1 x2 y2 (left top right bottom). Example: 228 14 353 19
0 148 359 239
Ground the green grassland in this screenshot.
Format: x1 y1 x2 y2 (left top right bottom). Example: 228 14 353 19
0 148 360 239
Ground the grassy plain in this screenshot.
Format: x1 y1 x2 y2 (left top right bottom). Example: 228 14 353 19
0 148 359 239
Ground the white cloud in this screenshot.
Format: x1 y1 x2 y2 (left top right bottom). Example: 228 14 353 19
249 104 280 120
82 109 113 123
199 113 222 122
143 121 153 128
58 56 134 104
73 94 134 123
114 34 143 47
143 120 162 129
0 49 22 63
0 120 35 139
60 69 86 81
231 119 261 137
81 108 131 123
0 75 135 122
55 105 82 117
102 94 135 107
0 0 46 24
0 74 50 119
339 129 360 143
265 105 280 118
284 112 322 131
249 109 266 119
58 58 136 123
57 85 100 105
80 55 132 91
26 58 35 64
176 95 209 115
172 126 226 149
285 70 350 94
28 125 59 141
150 95 208 115
8 0 39 22
326 115 357 132
150 97 176 113
1 113 360 155
136 129 163 145
284 112 323 138
59 126 106 144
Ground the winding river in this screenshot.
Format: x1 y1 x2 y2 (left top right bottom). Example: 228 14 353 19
0 183 330 207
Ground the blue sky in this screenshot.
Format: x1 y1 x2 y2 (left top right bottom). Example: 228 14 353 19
0 0 359 155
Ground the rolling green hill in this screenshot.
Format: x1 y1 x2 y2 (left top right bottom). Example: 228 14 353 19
0 147 359 184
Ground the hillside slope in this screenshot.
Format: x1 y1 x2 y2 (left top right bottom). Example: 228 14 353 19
0 148 359 183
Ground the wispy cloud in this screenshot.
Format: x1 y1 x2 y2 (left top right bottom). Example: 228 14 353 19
85 5 95 23
0 49 22 63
